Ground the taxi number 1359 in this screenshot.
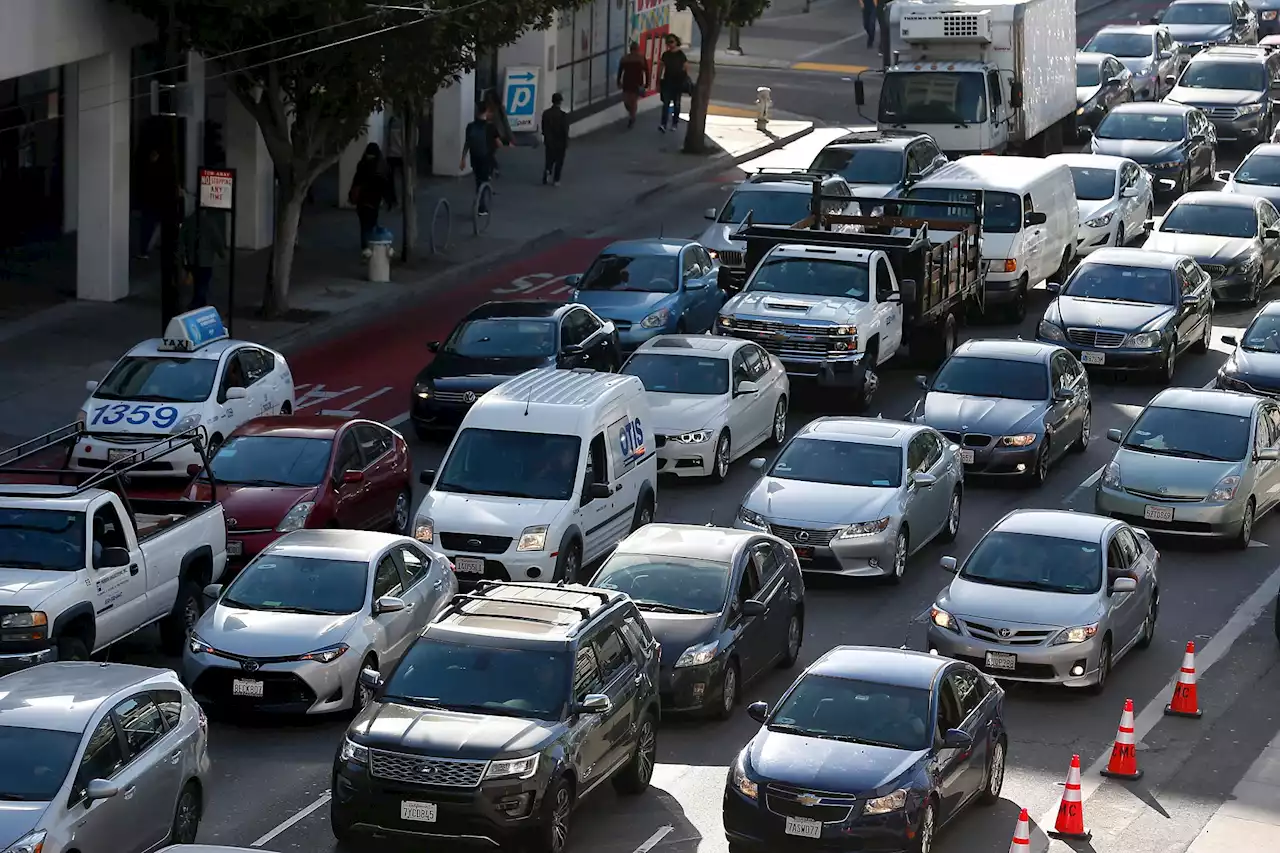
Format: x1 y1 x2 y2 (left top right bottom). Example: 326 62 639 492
90 403 181 430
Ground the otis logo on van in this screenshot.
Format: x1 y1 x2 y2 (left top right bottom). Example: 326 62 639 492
617 417 647 467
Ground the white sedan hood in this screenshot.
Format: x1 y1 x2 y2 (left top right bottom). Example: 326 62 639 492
1077 197 1117 224
645 392 729 435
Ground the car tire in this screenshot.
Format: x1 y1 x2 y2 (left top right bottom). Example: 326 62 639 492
330 800 358 846
160 580 203 656
779 612 803 669
1247 273 1262 307
1193 315 1212 353
710 430 732 483
1072 406 1091 453
885 527 909 585
1087 637 1112 696
390 489 412 534
554 538 582 583
530 776 575 853
612 712 658 795
939 490 961 543
1158 338 1178 384
1136 590 1159 650
354 655 378 713
168 781 201 844
767 396 788 447
631 493 654 532
56 634 90 662
1008 278 1028 323
1232 498 1256 550
978 738 1006 805
1027 438 1051 486
911 799 937 853
712 658 740 720
1116 224 1125 248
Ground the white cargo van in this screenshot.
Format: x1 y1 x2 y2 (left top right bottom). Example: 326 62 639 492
412 368 658 584
901 156 1079 321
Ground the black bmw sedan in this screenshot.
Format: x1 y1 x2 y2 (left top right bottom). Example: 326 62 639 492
1218 300 1280 393
724 646 1007 853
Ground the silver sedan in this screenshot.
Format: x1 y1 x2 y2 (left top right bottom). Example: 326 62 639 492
733 417 963 582
183 529 457 714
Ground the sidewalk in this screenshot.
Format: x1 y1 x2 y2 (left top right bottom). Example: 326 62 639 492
692 0 881 74
1184 732 1280 852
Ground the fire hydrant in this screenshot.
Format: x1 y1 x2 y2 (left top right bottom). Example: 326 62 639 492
755 87 772 132
365 226 395 283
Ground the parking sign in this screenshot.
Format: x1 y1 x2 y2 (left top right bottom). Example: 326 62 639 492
503 66 540 132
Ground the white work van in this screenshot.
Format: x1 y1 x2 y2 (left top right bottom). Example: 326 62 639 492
902 156 1079 320
413 368 658 584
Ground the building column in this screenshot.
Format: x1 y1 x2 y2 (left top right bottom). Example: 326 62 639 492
432 70 475 176
182 52 206 208
337 111 386 209
63 63 79 234
224 93 274 250
76 50 130 302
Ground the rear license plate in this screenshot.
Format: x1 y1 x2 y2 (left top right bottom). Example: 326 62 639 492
231 678 263 697
453 556 485 574
959 449 975 465
107 449 135 463
1081 351 1105 365
985 651 1017 671
795 546 814 559
226 540 243 557
400 801 438 823
784 817 822 838
1144 504 1174 522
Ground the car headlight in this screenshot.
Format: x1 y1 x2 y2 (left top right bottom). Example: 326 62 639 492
1148 159 1182 169
675 640 719 668
737 506 767 528
1209 474 1241 501
340 737 369 764
731 751 758 799
1125 331 1162 349
835 325 855 335
1218 366 1250 390
188 633 215 655
485 754 540 780
0 611 47 630
414 382 433 399
1038 321 1066 342
1085 211 1115 228
2 830 46 853
517 525 548 551
641 307 671 329
673 430 712 444
75 408 87 426
172 412 202 434
838 517 891 538
1052 623 1099 645
414 517 434 544
1231 255 1261 275
930 605 958 632
999 434 1037 447
276 500 315 533
718 315 734 329
1101 460 1122 490
1238 102 1264 116
295 643 348 663
863 788 909 815
1263 9 1277 19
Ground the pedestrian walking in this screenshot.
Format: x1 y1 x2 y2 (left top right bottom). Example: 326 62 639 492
134 146 175 259
617 41 651 129
658 35 690 132
347 142 395 252
541 93 570 186
179 206 227 310
861 0 879 48
386 112 406 201
460 106 505 213
481 89 513 177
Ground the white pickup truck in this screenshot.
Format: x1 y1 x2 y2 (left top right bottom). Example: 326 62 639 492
0 425 228 670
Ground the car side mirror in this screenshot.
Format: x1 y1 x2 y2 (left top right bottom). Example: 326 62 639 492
588 482 613 500
741 599 767 617
1160 50 1173 60
704 207 718 220
1257 447 1280 461
899 279 917 304
1217 170 1234 182
419 469 436 486
1121 186 1140 198
374 596 406 616
341 469 364 485
85 779 120 801
85 379 99 392
359 667 382 691
202 583 223 604
1025 211 1048 226
749 457 766 471
564 273 583 287
940 556 958 573
1110 576 1138 593
915 374 930 390
1054 386 1076 401
1266 229 1280 239
854 79 866 106
1221 335 1239 346
911 472 937 488
561 343 586 358
942 728 974 749
225 387 248 401
96 546 130 569
747 700 770 724
736 380 760 396
1045 280 1062 294
427 340 441 353
1165 74 1178 86
1107 428 1124 443
884 290 902 303
575 693 612 715
1078 126 1093 138
1150 11 1163 23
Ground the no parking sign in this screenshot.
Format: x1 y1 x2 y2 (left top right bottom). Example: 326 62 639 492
503 66 540 132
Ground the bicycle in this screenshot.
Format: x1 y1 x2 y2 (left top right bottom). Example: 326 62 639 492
471 181 493 236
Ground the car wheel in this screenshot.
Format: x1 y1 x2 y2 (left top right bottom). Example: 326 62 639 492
331 802 358 847
1009 279 1028 323
1233 498 1256 549
530 776 575 853
1072 406 1091 453
1193 315 1212 353
1027 438 1051 486
390 489 412 534
978 738 1006 805
160 580 203 655
939 490 961 543
1136 591 1159 650
911 800 936 853
779 612 803 669
712 658 740 720
1161 338 1178 383
56 634 90 662
1087 637 1112 695
555 539 581 583
169 782 201 844
632 494 654 531
767 396 788 447
1248 273 1262 307
612 712 658 795
354 656 378 712
1115 224 1125 248
710 430 732 483
885 527 909 585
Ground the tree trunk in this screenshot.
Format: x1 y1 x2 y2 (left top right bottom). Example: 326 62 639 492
262 175 307 318
400 101 421 263
684 20 721 154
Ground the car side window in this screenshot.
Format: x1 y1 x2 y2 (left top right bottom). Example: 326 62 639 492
92 502 129 560
920 431 943 468
75 716 125 800
152 689 183 730
920 139 944 168
1022 193 1035 216
587 432 608 486
742 345 767 379
593 627 634 683
372 554 403 599
1264 404 1280 447
986 69 1003 108
731 350 752 388
1050 353 1070 391
354 424 392 465
1260 202 1278 230
735 559 761 611
573 644 603 699
1106 535 1131 571
1256 407 1276 455
1115 528 1142 568
682 249 702 281
561 311 588 346
394 545 429 586
751 542 782 584
333 430 363 477
875 258 895 301
621 613 655 656
948 668 985 719
113 694 167 757
906 434 930 472
1176 262 1198 296
936 679 964 734
219 352 247 396
240 348 273 384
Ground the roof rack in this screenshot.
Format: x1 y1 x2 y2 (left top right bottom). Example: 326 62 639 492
474 579 614 607
440 588 607 624
745 169 835 183
0 422 85 470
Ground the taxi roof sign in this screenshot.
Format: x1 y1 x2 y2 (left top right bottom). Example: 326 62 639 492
160 307 229 352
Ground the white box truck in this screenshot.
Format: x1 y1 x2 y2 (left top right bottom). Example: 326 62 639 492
855 0 1077 157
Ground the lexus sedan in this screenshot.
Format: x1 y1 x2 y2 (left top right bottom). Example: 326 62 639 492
1152 0 1258 53
724 647 1007 853
590 524 805 719
622 335 789 481
911 340 1091 484
1039 248 1213 380
734 417 962 583
1047 153 1155 254
1217 301 1280 393
1086 102 1217 195
1143 191 1280 302
1076 52 1136 136
1219 141 1280 206
1082 24 1183 100
1095 387 1280 546
928 509 1159 693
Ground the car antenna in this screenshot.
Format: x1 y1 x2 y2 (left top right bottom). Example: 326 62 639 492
706 509 716 527
659 222 664 238
524 383 534 416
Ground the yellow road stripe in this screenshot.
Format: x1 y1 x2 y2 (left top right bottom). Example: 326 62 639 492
791 61 869 74
708 103 759 118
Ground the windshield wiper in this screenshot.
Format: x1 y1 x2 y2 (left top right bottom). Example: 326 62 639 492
441 702 529 717
1241 344 1280 352
0 794 36 801
381 695 449 710
220 598 267 611
966 577 1069 593
435 483 505 496
224 479 303 488
633 600 709 615
1122 444 1226 461
258 605 340 615
818 734 903 748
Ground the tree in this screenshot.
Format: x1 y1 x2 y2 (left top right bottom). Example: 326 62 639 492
677 0 771 154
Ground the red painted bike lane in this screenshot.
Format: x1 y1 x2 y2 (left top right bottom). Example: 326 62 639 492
283 237 614 425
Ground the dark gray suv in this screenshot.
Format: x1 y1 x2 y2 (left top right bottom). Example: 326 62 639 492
1165 46 1277 143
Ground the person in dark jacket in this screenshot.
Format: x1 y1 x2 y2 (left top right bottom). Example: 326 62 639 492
541 93 571 186
179 208 228 310
657 34 689 132
348 142 395 251
860 0 879 47
134 146 177 259
481 89 513 177
617 41 651 129
460 106 505 213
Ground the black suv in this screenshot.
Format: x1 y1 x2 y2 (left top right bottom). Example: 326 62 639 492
807 128 948 198
331 581 662 853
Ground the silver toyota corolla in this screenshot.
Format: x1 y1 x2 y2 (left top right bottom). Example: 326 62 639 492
184 529 457 714
928 509 1160 693
733 417 963 582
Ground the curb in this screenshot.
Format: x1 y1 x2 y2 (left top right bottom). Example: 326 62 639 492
634 122 815 205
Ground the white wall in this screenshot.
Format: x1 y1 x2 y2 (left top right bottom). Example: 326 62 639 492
1 0 154 82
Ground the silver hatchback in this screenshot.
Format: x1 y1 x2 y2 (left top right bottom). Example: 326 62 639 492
0 662 210 853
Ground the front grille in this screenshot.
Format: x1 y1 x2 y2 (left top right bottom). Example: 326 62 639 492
1123 487 1203 503
766 784 858 823
438 532 513 554
955 654 1057 680
769 524 839 547
1066 328 1126 348
1205 106 1239 120
718 250 745 267
960 620 1054 646
191 668 318 707
725 318 853 361
1201 264 1227 277
432 390 481 404
369 749 488 787
939 431 992 448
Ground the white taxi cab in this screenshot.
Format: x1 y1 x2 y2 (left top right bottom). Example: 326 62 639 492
73 307 296 475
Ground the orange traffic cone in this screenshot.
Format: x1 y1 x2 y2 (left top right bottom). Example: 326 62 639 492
1165 641 1203 718
1009 808 1032 852
1101 698 1143 780
1049 754 1091 840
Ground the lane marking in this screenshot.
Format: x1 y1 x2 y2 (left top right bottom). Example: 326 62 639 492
708 104 760 118
791 61 871 74
343 386 393 412
795 32 866 60
252 791 332 847
633 825 675 853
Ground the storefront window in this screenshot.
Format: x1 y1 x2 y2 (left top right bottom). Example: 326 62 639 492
556 0 631 115
632 0 676 89
0 68 64 246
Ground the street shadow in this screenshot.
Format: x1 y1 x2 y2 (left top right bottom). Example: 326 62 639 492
932 797 1026 852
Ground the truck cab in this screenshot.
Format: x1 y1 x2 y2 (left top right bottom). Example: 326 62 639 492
879 58 1012 155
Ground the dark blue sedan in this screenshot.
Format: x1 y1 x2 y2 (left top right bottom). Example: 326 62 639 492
565 238 726 351
723 646 1007 853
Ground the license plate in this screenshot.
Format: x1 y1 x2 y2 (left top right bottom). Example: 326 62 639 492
1081 351 1105 365
107 449 135 463
795 546 814 559
1144 504 1174 522
454 556 485 575
959 449 975 465
400 801 438 823
785 817 822 838
226 540 243 557
985 651 1017 671
231 678 263 697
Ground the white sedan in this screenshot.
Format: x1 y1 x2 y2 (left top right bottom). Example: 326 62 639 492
621 335 789 482
1048 153 1155 257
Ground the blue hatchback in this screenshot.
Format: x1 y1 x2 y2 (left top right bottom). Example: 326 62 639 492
566 238 726 350
724 646 1007 853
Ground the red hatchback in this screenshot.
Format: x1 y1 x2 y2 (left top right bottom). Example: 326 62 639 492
191 415 414 563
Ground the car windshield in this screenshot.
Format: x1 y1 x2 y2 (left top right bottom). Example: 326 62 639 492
580 253 680 293
382 639 570 721
960 531 1103 594
718 189 814 225
592 554 731 614
1180 61 1267 91
1084 33 1154 58
0 726 80 801
1163 2 1234 24
94 356 218 403
206 435 332 487
1160 202 1258 238
879 70 989 125
443 319 557 359
745 257 870 300
1233 152 1280 185
1241 312 1280 351
1077 62 1104 87
1063 263 1177 304
0 508 86 571
809 146 906 185
221 554 369 614
769 438 903 488
622 353 729 395
931 356 1049 400
902 187 1020 234
770 675 932 751
1123 405 1251 461
436 429 581 500
1095 111 1186 142
1068 166 1118 201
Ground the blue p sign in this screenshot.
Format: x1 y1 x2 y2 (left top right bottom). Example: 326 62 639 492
507 83 534 116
